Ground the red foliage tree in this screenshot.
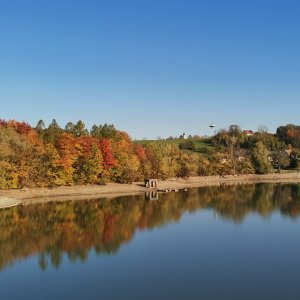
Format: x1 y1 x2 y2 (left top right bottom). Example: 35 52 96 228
7 120 32 135
100 139 115 169
0 119 8 127
134 144 147 162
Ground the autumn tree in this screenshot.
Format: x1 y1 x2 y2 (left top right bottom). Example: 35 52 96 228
177 154 198 177
56 133 77 185
134 144 148 178
0 123 52 188
276 124 300 147
73 141 103 184
251 142 272 174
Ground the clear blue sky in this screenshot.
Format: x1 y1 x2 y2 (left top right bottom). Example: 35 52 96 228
1 0 300 139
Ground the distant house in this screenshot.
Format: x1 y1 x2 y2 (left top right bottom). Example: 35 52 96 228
180 133 187 139
271 149 292 169
243 130 254 136
272 149 292 160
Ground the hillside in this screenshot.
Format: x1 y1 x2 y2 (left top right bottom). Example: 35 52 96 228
134 138 214 156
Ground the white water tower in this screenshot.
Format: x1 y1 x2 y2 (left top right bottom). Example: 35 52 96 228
209 124 216 136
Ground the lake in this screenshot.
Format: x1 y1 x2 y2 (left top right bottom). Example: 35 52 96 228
1 183 300 300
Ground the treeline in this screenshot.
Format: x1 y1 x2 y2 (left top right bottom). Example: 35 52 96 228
1 183 300 271
0 119 201 189
1 120 300 189
204 124 300 175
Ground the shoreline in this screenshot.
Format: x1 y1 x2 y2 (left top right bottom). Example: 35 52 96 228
1 172 300 207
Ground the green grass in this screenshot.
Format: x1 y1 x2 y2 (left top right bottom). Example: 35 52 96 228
134 138 215 156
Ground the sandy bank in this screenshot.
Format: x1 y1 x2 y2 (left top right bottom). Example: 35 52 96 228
0 172 300 207
0 197 21 209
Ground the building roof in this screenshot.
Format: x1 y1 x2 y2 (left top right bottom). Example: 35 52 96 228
243 130 254 135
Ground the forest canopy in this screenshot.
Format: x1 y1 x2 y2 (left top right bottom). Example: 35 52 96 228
0 119 299 189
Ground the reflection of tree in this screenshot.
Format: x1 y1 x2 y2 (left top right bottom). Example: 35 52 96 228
1 183 300 271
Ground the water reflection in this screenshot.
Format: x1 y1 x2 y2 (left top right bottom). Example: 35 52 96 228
1 183 300 271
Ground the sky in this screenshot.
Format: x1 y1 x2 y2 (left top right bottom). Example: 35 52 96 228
0 0 300 139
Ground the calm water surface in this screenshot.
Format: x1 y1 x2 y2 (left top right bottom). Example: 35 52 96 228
1 183 300 300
